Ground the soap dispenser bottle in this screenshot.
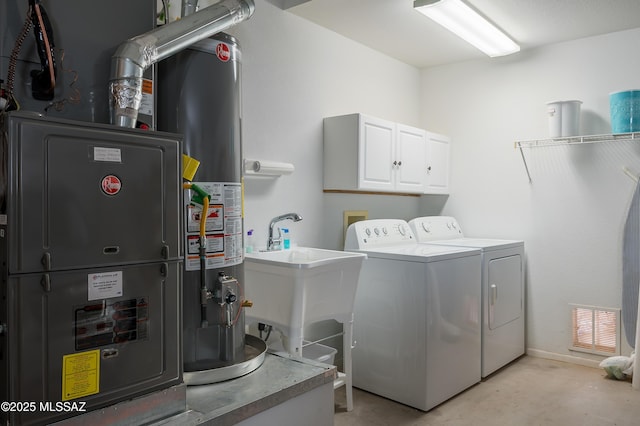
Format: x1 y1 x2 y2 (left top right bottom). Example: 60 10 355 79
281 228 290 250
246 229 254 253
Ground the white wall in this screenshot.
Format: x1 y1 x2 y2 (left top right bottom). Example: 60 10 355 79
207 0 424 364
193 0 640 363
199 0 424 250
420 28 640 361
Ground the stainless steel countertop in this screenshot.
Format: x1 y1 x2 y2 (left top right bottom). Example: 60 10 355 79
154 353 337 426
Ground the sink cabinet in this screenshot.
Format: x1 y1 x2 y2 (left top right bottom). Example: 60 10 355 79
323 113 449 194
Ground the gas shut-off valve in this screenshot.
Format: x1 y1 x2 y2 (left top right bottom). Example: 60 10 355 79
217 272 239 327
200 272 240 328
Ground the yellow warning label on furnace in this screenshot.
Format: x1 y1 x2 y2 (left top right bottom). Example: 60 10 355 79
62 350 100 401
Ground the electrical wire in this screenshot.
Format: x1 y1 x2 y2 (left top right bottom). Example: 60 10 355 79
231 279 245 327
44 49 80 113
5 6 33 108
32 2 55 91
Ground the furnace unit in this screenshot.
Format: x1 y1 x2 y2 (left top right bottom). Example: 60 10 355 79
0 111 183 425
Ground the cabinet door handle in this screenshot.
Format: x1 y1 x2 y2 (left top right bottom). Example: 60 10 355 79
397 161 402 166
392 160 398 166
41 252 51 271
427 165 432 171
41 274 51 292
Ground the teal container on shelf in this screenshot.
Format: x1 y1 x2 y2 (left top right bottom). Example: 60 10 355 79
610 90 640 133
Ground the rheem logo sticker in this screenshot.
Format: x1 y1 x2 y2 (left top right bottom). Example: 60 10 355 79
216 43 230 62
101 175 122 196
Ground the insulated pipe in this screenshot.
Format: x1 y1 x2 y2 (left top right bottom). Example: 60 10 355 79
109 0 255 128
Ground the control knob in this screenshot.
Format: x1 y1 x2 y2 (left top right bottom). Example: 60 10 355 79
225 292 237 304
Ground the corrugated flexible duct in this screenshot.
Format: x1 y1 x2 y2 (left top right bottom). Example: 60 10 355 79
109 0 255 128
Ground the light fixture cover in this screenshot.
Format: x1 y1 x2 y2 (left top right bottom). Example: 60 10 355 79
414 0 520 57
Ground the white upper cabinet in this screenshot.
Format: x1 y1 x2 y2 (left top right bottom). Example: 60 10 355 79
324 113 449 194
424 131 450 194
358 115 396 191
395 123 428 192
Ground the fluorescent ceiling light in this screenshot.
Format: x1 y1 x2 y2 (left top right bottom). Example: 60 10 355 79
414 0 520 57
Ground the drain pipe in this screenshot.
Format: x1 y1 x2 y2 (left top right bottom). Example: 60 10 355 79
109 0 255 128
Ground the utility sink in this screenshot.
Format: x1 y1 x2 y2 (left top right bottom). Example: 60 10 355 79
244 247 366 355
245 247 364 268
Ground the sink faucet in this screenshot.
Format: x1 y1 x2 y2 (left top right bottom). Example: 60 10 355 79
268 212 303 251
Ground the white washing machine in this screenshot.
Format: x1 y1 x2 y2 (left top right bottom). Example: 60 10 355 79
408 216 525 378
344 219 482 412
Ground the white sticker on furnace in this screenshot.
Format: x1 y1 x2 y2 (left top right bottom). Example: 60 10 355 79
94 147 122 163
88 271 123 301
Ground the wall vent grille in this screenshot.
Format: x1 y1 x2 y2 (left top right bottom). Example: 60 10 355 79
570 304 620 356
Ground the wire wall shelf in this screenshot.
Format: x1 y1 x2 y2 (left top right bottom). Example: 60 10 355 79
514 132 640 182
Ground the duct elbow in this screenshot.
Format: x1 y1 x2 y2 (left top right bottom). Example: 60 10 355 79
108 0 255 128
108 59 144 128
108 39 156 128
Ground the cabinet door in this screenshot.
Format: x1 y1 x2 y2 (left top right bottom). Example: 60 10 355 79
395 124 427 193
424 132 450 194
358 115 395 191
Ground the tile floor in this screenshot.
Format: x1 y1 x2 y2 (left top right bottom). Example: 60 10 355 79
333 356 640 426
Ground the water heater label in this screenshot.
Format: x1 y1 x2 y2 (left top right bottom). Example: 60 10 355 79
139 78 154 116
184 182 243 270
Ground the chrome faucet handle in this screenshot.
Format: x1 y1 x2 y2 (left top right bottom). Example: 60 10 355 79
268 237 282 251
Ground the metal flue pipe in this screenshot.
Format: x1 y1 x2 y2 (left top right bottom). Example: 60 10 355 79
182 0 200 18
109 0 255 128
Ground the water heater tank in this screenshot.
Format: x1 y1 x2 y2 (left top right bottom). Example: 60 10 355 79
157 33 255 380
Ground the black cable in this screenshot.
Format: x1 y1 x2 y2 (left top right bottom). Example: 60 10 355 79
264 325 272 342
5 5 33 108
29 0 57 101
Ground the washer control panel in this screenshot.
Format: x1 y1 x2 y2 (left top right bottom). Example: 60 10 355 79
408 216 464 242
344 219 415 249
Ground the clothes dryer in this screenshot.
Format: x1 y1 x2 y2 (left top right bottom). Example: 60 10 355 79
409 216 525 377
344 219 481 411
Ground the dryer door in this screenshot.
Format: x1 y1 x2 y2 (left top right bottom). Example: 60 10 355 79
488 254 522 329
